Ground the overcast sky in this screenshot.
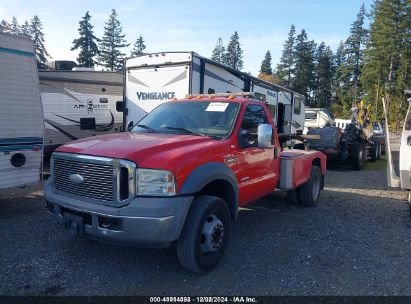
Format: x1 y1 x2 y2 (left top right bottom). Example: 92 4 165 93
1 0 372 74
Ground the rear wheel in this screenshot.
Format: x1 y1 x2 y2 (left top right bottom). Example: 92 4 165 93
377 141 382 160
370 140 378 162
351 142 365 170
299 166 322 207
177 195 230 273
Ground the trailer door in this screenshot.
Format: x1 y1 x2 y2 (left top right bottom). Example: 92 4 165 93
125 64 190 124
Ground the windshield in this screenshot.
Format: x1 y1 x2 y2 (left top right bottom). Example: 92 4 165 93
132 101 240 138
305 111 317 120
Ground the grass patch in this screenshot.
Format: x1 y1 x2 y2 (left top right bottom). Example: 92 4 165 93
364 157 387 171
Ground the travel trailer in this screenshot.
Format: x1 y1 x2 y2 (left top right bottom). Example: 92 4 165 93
400 90 411 204
124 52 305 136
38 69 124 154
304 108 336 133
0 33 44 189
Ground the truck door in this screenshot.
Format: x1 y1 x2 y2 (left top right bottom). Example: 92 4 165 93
234 104 280 205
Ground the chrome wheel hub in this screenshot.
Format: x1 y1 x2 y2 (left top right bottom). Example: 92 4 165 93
200 214 224 253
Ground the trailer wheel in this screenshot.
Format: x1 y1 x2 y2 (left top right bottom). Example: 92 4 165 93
177 195 230 273
376 140 382 160
351 142 365 170
298 166 322 207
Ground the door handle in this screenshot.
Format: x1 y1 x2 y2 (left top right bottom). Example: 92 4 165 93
407 135 411 146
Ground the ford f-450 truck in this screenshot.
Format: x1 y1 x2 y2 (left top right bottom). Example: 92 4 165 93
44 93 326 273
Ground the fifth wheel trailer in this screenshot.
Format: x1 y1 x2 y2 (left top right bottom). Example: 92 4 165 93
0 32 44 189
124 52 305 136
38 69 124 155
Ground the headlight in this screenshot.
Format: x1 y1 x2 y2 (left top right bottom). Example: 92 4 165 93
136 168 176 196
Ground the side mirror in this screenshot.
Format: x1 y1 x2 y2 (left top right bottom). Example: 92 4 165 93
258 124 273 148
127 121 134 132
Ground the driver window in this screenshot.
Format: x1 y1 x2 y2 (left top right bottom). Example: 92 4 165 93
239 105 268 147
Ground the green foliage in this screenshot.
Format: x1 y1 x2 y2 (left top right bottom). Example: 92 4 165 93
276 24 296 87
130 35 146 57
313 42 334 108
292 29 316 103
361 0 411 129
71 11 99 68
97 9 129 72
30 15 51 64
260 50 273 75
211 37 225 63
224 31 243 70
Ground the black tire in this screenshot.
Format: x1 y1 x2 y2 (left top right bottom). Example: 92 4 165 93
376 140 382 160
298 166 322 207
351 142 364 170
369 140 378 162
177 195 230 273
287 188 301 204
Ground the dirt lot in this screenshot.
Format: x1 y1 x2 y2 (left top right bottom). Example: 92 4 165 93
0 158 410 296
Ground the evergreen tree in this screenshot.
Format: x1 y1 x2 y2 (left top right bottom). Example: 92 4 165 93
224 31 243 70
260 50 273 75
71 11 100 68
98 9 130 71
11 17 21 35
313 42 334 108
361 0 410 129
333 41 353 117
30 15 51 64
344 4 368 107
211 37 225 64
20 21 31 38
292 29 315 102
276 24 296 87
130 35 146 57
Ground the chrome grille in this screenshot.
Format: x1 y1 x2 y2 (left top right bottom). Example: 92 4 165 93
53 156 114 202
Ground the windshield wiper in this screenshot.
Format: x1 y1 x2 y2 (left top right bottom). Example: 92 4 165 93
163 127 206 137
135 124 157 133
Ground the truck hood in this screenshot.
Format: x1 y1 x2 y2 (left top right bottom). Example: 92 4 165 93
56 132 219 166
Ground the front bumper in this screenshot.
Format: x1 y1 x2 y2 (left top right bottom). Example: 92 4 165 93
44 180 193 248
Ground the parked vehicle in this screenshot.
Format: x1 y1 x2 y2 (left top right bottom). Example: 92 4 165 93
0 33 44 189
44 92 326 273
38 65 124 155
123 52 305 137
372 121 385 155
400 90 411 205
306 102 382 170
304 108 336 133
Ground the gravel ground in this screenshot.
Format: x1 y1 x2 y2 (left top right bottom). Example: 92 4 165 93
0 158 410 296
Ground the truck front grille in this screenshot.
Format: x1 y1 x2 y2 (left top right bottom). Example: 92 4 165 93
52 153 135 205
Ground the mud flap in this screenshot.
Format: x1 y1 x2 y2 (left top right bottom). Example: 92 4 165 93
63 212 85 236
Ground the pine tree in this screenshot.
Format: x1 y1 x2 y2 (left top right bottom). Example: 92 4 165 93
224 31 243 70
20 21 31 38
30 15 51 64
130 35 146 57
334 41 353 117
11 17 21 35
276 24 296 87
292 29 315 102
361 0 411 129
211 37 225 64
344 4 368 107
313 42 334 108
98 9 130 71
71 11 99 68
260 50 273 75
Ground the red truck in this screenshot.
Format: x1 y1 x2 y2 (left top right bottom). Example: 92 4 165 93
44 93 326 273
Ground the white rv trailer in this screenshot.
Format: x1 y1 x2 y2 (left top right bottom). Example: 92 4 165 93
0 33 44 189
38 70 124 155
124 52 305 135
400 90 411 203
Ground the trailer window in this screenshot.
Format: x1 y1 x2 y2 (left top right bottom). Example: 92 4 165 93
268 104 276 119
405 112 411 131
254 92 266 102
294 97 301 115
208 88 215 94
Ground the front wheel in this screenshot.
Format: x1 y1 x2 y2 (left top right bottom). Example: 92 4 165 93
177 195 230 273
299 166 322 207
